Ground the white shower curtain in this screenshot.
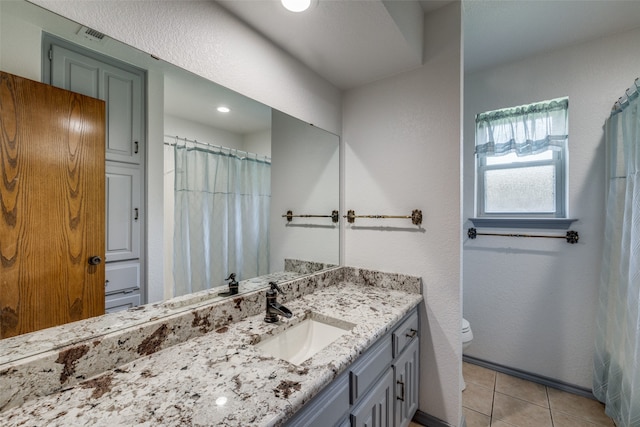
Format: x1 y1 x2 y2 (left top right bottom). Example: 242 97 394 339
173 143 270 297
593 79 640 427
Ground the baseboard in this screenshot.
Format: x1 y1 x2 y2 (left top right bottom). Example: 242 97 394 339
463 355 595 400
413 410 457 427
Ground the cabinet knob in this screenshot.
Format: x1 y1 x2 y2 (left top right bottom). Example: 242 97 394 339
405 329 418 339
88 256 102 266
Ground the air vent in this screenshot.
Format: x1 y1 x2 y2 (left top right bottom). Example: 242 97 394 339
77 26 106 43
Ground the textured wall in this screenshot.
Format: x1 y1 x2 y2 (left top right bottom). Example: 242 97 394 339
343 3 462 424
463 26 640 388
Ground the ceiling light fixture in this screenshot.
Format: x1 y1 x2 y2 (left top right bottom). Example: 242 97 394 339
217 106 230 113
281 0 312 13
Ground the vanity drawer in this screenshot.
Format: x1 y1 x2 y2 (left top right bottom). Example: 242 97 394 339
349 334 393 403
393 309 419 357
105 261 140 295
105 292 140 313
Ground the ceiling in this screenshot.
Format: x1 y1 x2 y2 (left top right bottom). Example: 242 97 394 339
217 0 640 90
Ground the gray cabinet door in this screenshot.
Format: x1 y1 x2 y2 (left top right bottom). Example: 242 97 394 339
394 339 419 427
106 163 141 262
351 368 394 427
284 374 349 427
50 44 144 164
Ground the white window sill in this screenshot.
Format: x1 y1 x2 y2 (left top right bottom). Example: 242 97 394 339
468 218 578 230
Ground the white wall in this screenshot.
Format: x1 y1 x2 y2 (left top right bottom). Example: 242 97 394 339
164 115 245 150
463 26 640 389
270 110 340 272
0 2 40 79
343 3 462 425
244 129 272 159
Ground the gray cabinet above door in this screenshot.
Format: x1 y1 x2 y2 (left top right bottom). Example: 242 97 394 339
49 43 144 164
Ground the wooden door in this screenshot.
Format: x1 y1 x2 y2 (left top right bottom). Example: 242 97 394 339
0 71 105 339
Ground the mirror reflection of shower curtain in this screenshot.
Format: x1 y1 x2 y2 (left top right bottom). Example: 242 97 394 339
593 79 640 427
173 144 270 297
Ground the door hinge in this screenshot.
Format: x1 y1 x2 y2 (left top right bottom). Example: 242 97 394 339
48 49 53 61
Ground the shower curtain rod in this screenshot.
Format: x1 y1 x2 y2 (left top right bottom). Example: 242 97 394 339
163 134 271 162
611 77 639 113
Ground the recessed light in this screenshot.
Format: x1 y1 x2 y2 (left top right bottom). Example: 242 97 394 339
217 106 230 113
281 0 312 13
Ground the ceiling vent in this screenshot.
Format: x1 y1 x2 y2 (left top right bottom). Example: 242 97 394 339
77 26 106 44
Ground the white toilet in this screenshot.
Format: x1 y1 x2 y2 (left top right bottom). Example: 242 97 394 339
461 318 474 391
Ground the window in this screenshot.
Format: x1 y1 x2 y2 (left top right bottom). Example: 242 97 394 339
475 97 568 219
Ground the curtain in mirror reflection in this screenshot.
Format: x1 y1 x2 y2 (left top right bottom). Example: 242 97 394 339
172 144 271 296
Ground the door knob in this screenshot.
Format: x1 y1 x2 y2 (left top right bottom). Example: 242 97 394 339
88 256 102 266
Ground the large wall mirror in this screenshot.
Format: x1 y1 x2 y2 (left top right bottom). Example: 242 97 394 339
0 0 339 340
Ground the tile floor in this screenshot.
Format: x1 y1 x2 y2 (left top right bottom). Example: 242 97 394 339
462 362 615 427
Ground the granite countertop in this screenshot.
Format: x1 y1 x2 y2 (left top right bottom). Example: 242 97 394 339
0 282 421 427
0 270 307 366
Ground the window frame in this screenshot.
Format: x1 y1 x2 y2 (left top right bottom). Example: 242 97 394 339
476 147 567 219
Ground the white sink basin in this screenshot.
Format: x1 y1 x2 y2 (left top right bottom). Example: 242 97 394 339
255 313 355 365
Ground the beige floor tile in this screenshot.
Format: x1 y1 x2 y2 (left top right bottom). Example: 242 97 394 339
491 420 517 427
492 392 552 427
552 410 606 427
547 388 614 426
464 407 491 427
463 381 495 416
464 362 497 389
495 373 548 408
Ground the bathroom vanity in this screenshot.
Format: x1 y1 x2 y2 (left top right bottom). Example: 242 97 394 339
0 267 422 427
285 307 419 427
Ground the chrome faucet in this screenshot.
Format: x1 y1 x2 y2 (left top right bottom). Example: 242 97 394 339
264 282 293 323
